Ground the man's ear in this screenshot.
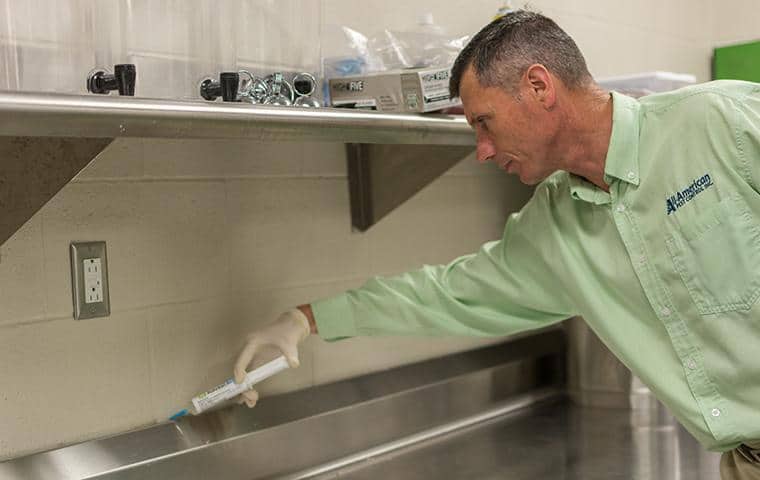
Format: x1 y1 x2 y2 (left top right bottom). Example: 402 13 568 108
524 64 556 109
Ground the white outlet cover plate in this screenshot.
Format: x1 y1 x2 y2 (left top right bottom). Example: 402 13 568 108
70 241 111 320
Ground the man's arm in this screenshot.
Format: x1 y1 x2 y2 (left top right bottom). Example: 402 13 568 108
309 179 578 341
235 179 577 408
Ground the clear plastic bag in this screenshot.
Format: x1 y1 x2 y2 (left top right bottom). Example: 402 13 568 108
371 14 469 70
327 17 468 75
379 29 469 69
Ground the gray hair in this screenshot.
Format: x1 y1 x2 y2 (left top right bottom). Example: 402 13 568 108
450 10 593 98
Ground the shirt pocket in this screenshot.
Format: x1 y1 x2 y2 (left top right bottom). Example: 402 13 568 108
665 195 760 315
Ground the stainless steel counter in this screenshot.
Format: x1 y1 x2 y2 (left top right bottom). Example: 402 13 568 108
0 330 721 479
308 400 721 480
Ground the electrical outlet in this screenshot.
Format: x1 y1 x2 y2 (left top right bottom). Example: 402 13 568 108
84 258 104 303
70 241 110 320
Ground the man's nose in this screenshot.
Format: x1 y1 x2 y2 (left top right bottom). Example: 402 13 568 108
476 136 496 164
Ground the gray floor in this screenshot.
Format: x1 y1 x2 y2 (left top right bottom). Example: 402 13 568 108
312 401 722 480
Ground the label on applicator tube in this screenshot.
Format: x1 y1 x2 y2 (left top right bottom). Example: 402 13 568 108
190 356 290 414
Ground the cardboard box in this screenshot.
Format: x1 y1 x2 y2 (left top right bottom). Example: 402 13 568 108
328 65 460 113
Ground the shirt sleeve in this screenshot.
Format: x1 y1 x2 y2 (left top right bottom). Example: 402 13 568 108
312 181 578 341
735 83 760 192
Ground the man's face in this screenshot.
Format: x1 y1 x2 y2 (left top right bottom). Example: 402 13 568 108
459 66 559 185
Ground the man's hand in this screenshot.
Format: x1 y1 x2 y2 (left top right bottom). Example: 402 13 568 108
233 308 311 408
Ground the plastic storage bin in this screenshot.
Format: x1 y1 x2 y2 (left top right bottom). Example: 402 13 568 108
597 71 696 96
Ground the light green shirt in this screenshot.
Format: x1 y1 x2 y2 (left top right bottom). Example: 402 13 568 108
313 80 760 452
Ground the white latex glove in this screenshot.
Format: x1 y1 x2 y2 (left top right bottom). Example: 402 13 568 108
234 308 311 408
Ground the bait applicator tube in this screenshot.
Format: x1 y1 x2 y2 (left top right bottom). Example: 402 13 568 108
169 355 290 421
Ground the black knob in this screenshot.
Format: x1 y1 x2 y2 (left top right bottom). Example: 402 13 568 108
87 64 137 96
220 72 240 102
114 64 136 96
200 78 221 101
200 72 240 102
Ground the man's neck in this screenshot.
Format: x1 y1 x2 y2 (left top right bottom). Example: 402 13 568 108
554 87 614 191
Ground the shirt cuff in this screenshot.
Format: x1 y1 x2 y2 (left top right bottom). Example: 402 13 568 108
311 293 358 341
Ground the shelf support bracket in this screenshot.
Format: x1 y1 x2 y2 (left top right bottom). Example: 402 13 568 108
0 136 113 246
347 143 475 232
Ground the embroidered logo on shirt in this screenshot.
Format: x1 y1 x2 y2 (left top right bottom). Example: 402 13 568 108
666 174 714 215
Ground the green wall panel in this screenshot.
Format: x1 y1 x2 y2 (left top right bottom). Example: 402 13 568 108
713 40 760 81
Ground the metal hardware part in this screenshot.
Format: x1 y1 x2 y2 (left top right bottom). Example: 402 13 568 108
263 94 292 106
199 72 240 102
263 72 295 105
294 95 321 108
86 64 136 96
271 72 284 96
292 72 317 97
198 77 217 101
240 71 317 106
292 72 320 108
86 69 112 94
237 70 269 104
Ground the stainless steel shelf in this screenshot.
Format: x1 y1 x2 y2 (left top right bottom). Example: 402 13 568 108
0 91 475 245
0 91 473 145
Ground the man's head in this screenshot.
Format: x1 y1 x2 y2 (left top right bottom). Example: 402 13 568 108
450 11 596 185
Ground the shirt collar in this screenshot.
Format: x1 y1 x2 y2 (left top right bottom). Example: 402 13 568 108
569 91 641 204
603 91 641 187
569 173 611 205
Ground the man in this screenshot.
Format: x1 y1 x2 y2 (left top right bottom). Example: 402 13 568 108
234 11 760 479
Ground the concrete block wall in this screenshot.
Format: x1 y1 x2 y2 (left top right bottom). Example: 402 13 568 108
710 0 759 46
0 138 530 458
0 0 754 460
